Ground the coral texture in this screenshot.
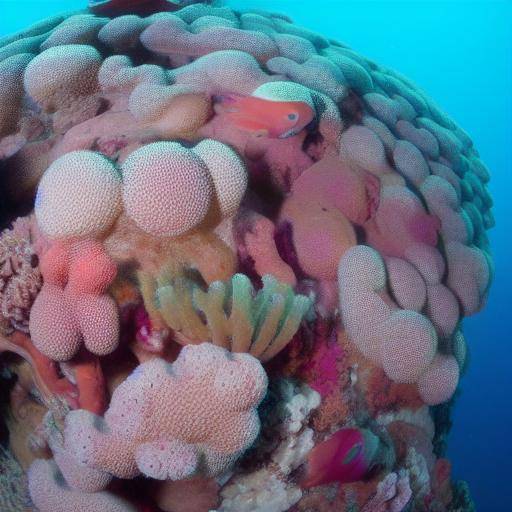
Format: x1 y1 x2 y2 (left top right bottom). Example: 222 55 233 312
0 219 42 333
149 272 313 362
29 239 120 362
28 458 137 512
64 343 268 482
0 1 492 510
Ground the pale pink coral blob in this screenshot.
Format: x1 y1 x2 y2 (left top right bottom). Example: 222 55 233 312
380 310 437 384
417 354 460 405
29 284 81 361
281 196 356 281
121 142 213 237
35 150 122 240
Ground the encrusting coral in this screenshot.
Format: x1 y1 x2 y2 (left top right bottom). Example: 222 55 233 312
0 0 493 510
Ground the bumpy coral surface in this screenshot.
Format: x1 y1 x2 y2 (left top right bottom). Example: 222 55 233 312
64 343 267 482
0 218 42 334
0 0 493 511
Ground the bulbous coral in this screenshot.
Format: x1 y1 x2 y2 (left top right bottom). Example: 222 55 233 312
0 53 32 137
30 239 120 361
28 458 137 512
338 245 447 396
121 140 247 238
35 150 122 240
191 138 248 218
64 343 268 481
23 44 102 112
121 141 212 237
129 82 211 139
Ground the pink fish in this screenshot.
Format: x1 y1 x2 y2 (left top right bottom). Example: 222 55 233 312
302 428 379 488
215 94 315 139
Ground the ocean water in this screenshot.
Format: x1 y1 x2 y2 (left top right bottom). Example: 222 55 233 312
1 1 510 510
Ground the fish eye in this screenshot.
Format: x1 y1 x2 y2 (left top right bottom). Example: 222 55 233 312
287 112 298 121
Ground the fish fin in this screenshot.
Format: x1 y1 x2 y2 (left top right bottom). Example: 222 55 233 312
342 443 363 465
225 113 270 134
214 93 251 114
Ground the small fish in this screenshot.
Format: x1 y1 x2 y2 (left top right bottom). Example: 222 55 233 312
215 93 315 139
301 428 379 488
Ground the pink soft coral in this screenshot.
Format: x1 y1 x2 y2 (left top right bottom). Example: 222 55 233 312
64 343 268 482
30 239 119 361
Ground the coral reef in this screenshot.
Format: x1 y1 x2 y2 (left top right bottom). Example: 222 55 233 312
0 0 491 510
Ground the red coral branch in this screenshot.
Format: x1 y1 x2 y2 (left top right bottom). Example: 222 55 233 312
68 348 108 415
0 331 78 408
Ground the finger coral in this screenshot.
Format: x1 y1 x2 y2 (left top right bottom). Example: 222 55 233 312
64 343 268 480
148 272 313 362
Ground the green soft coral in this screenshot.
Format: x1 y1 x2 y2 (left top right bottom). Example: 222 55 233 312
145 272 314 362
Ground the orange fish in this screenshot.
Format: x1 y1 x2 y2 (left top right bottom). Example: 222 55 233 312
215 94 315 139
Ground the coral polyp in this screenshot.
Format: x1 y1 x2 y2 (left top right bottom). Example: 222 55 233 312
0 1 492 511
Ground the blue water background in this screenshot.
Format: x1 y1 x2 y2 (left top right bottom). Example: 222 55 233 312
1 1 511 510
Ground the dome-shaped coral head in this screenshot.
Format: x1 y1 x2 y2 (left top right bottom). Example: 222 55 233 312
302 428 379 489
89 0 179 17
215 81 315 139
35 151 122 241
